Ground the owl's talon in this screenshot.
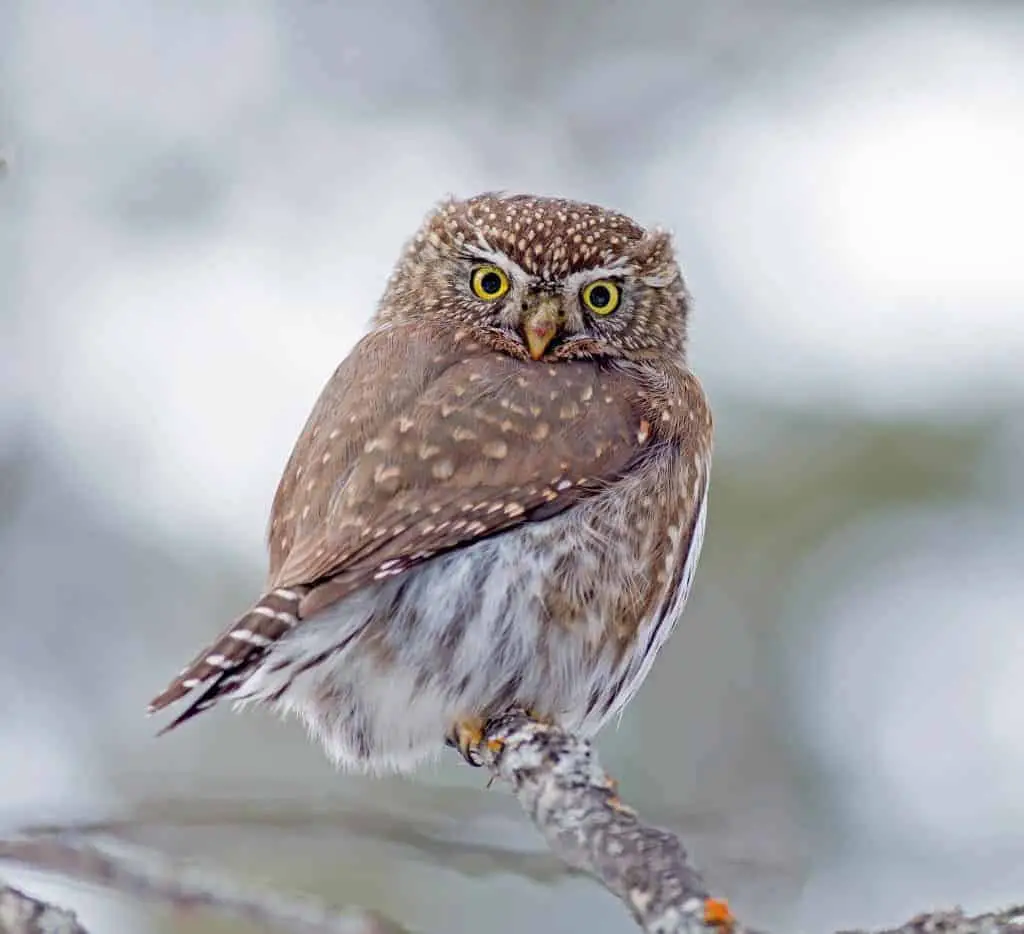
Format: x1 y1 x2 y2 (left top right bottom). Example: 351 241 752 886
448 717 485 767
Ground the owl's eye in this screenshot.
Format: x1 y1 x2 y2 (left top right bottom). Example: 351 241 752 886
470 264 511 301
581 279 621 315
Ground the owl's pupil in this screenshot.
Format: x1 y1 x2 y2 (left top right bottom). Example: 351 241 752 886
480 272 502 294
589 285 611 308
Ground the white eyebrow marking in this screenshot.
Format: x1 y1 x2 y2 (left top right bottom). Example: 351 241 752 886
562 260 632 295
463 240 529 283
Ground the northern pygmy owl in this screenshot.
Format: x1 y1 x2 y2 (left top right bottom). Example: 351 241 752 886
149 193 713 773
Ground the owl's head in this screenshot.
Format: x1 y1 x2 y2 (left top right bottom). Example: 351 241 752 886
377 193 690 364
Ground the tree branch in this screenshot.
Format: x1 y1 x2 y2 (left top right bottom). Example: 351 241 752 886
3 715 1024 934
0 883 88 934
0 837 406 934
475 710 1024 934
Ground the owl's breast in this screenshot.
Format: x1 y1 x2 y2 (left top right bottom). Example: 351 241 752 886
251 445 709 756
514 447 701 658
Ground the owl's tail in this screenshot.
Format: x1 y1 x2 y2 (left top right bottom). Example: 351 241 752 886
147 586 307 734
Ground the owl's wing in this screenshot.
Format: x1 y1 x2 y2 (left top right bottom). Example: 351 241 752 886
148 322 477 722
149 351 656 729
265 322 473 579
275 355 652 612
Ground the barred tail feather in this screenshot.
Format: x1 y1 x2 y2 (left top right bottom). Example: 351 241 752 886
147 586 307 733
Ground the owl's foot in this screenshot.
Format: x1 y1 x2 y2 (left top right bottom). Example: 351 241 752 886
447 717 486 767
447 709 556 768
492 707 557 757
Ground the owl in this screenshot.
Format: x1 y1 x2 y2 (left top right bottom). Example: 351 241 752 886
149 193 713 773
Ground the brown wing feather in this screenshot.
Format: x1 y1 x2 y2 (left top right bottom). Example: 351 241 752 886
273 356 652 615
148 584 307 723
150 322 471 722
150 346 656 727
267 322 476 579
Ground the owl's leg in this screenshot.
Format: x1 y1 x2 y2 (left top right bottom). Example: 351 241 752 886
481 708 549 762
446 716 486 767
447 708 556 767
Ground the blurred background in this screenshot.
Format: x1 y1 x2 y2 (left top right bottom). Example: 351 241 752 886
2 2 1023 932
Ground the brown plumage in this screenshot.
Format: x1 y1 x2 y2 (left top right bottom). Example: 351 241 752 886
149 192 713 771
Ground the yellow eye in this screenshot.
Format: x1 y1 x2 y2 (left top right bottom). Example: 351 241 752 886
470 264 510 301
581 279 621 315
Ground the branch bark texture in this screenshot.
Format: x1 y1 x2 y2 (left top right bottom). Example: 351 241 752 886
0 884 88 934
476 710 1024 934
0 838 405 934
3 715 1024 934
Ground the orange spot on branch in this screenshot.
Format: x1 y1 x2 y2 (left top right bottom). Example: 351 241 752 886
703 897 735 929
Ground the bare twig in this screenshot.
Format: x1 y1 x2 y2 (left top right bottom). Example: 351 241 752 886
476 710 1024 934
860 908 1024 934
476 710 740 934
0 883 88 934
0 837 407 934
23 798 571 886
3 717 1024 934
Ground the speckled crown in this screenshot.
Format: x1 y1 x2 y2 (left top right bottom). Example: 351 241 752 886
426 192 654 281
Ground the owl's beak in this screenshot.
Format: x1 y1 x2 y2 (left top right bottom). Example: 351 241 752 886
522 298 561 361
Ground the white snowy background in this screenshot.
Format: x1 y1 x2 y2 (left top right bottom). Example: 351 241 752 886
1 3 1022 932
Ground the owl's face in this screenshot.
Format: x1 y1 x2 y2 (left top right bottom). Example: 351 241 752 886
377 193 689 364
